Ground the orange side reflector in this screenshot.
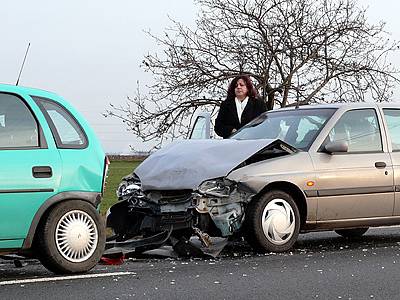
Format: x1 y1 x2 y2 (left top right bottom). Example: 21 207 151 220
306 181 315 187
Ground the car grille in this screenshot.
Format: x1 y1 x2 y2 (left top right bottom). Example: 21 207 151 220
147 190 193 204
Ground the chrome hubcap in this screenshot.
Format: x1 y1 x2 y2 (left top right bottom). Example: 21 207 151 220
261 199 295 245
55 210 98 263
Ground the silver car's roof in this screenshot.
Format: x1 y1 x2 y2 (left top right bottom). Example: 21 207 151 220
270 102 400 112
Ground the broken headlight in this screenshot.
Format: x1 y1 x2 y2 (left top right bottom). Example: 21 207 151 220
198 178 235 198
116 174 142 198
117 181 141 198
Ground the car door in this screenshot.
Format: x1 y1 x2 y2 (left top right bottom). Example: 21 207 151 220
0 92 61 248
310 108 394 221
189 112 211 139
381 107 400 216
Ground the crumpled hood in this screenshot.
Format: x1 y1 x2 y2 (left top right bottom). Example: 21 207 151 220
135 139 277 191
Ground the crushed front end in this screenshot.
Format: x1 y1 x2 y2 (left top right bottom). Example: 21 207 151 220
106 174 193 250
105 174 255 257
105 139 296 257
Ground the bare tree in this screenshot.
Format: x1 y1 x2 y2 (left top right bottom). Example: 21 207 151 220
106 0 399 147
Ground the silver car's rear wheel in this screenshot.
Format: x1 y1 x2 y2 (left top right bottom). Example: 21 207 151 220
55 210 98 263
244 190 300 252
261 199 296 245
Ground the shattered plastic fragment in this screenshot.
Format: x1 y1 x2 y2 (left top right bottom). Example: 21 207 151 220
100 255 125 265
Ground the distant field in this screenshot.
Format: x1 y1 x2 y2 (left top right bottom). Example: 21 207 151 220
100 160 142 214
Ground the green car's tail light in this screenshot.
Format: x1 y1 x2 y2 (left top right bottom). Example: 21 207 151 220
102 156 110 195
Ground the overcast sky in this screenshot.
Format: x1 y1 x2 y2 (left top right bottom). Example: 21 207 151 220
0 0 399 153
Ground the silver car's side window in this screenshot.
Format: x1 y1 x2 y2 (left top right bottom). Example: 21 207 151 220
383 109 400 151
329 109 382 153
0 93 39 148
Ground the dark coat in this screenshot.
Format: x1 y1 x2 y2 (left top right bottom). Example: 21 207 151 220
214 97 267 138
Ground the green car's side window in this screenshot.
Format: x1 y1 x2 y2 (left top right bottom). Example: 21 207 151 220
0 93 39 148
33 96 88 149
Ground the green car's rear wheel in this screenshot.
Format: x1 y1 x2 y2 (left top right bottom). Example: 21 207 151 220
35 200 105 274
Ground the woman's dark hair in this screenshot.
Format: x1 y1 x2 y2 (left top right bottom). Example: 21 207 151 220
226 75 258 100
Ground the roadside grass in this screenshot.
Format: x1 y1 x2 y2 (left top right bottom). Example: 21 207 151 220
100 160 142 214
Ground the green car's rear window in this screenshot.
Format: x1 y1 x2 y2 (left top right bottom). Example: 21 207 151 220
33 96 88 149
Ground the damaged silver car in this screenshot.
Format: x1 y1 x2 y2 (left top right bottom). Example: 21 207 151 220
106 103 400 255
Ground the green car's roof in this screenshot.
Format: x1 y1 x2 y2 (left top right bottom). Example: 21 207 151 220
0 83 65 103
0 83 84 123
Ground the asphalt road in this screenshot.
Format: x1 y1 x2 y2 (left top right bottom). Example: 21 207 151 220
2 227 400 300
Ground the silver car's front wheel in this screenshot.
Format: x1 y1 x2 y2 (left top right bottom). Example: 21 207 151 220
244 190 300 253
261 199 296 245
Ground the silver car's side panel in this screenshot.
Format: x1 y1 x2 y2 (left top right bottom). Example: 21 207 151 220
312 192 394 220
306 216 400 231
227 152 315 192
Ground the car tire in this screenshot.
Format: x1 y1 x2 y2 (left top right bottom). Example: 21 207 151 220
244 190 300 253
35 200 105 274
335 228 368 238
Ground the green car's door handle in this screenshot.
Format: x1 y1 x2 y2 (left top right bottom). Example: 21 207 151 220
32 166 53 178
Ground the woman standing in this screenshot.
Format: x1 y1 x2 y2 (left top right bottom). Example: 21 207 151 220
215 75 267 138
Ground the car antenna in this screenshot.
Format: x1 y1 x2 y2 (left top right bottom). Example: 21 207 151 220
16 42 31 86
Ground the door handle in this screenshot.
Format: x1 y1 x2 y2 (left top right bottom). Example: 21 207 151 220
32 166 53 178
375 162 386 168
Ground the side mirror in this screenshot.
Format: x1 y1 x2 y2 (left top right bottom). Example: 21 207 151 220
324 141 348 154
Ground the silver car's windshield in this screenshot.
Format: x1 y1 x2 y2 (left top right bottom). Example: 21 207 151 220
231 108 336 150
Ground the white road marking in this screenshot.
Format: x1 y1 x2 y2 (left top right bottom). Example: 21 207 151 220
0 271 134 286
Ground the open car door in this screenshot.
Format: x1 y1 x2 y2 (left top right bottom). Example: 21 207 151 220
188 112 211 139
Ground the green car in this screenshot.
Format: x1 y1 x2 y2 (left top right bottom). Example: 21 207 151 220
0 84 108 274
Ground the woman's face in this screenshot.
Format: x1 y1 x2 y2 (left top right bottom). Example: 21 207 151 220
235 79 248 100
